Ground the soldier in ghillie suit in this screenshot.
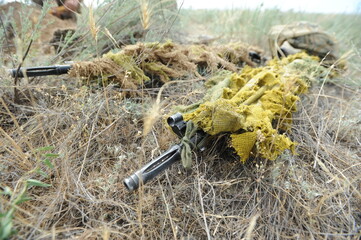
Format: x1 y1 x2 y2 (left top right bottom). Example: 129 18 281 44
32 0 82 21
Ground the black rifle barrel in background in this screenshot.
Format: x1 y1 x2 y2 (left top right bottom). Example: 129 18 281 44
9 65 72 78
8 52 263 78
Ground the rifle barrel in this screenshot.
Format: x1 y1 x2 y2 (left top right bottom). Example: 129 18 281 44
123 144 182 191
123 113 209 192
9 65 72 78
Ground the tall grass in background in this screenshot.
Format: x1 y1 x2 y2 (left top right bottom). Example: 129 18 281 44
66 0 179 60
179 8 361 50
179 7 361 85
0 0 179 66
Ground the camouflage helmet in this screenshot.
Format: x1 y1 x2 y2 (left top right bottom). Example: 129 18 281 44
268 22 339 63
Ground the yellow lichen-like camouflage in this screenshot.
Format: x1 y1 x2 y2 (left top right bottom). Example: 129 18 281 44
182 52 325 162
69 40 262 89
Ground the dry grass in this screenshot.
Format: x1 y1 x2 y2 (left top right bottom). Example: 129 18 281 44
1 3 361 240
0 70 360 240
139 0 152 30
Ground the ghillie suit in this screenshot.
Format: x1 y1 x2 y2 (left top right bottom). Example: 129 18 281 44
68 40 263 90
123 51 340 190
178 52 331 163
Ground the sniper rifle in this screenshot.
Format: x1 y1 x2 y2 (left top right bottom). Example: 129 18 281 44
7 51 263 78
123 113 210 192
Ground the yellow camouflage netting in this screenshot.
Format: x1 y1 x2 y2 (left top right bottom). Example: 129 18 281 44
182 52 327 162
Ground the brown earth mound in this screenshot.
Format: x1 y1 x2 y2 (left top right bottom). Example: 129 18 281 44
0 1 76 62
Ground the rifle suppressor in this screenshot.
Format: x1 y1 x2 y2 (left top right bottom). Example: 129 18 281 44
123 144 182 191
9 65 72 78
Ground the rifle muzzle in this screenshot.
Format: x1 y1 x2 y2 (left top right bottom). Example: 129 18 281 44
9 65 72 78
123 144 182 191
